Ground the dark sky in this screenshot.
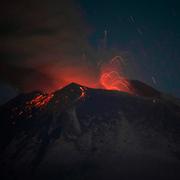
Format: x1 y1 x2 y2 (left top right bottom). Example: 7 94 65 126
79 0 180 96
0 0 180 103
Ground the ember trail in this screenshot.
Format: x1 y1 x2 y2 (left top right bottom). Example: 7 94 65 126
27 94 54 108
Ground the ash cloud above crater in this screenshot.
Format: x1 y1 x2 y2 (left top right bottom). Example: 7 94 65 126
0 0 97 93
1 0 180 104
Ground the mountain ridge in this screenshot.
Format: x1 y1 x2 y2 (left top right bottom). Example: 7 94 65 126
0 80 180 180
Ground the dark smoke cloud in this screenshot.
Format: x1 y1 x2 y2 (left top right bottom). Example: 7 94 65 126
0 0 95 92
0 62 54 91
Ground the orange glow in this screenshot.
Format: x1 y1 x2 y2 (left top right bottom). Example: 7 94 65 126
99 56 132 93
79 86 86 98
11 93 54 121
27 56 133 94
100 71 130 92
36 64 100 92
27 93 54 108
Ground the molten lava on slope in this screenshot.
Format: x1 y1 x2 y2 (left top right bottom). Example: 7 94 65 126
27 94 54 108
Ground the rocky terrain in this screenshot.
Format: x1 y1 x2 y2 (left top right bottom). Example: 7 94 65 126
0 81 180 180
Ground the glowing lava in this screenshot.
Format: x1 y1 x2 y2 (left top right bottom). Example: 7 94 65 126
100 71 131 92
28 56 133 94
79 86 86 98
27 93 54 108
99 56 132 93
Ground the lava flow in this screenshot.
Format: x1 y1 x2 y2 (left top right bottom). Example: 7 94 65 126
10 58 131 122
27 93 54 108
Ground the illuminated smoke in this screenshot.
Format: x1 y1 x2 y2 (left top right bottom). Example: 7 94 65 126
0 1 133 95
100 71 130 92
37 56 133 94
99 56 132 93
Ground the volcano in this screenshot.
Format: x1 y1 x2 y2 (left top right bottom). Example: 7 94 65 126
0 80 180 180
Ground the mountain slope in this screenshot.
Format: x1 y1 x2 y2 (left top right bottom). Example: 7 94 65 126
0 81 180 180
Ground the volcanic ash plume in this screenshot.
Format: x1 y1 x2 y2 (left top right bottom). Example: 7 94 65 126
0 0 132 96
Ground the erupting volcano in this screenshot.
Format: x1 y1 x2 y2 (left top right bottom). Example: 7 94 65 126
1 1 180 179
36 56 133 95
100 71 131 92
26 56 133 108
1 79 180 180
99 57 131 93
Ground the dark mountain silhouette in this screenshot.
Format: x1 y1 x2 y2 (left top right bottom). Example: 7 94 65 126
0 80 180 180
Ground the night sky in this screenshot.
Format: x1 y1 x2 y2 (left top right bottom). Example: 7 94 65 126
1 0 180 104
80 0 180 96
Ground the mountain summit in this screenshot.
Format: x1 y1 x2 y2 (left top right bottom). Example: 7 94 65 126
0 81 180 180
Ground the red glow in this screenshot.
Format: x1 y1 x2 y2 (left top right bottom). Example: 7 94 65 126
28 56 133 94
100 71 131 92
10 93 54 122
37 64 100 92
27 93 54 108
99 56 132 93
79 86 86 98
